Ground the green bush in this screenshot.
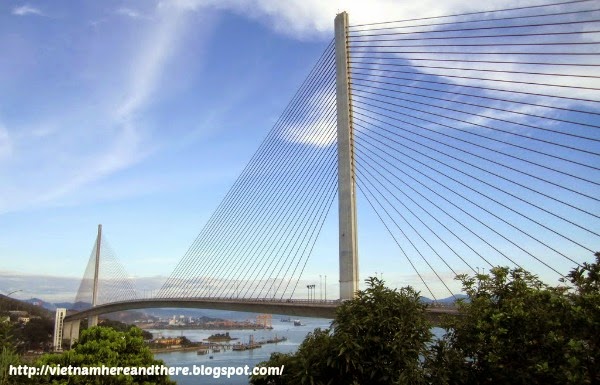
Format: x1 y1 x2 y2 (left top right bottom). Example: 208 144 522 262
253 254 600 385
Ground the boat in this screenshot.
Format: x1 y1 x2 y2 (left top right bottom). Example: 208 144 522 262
266 335 288 344
293 320 304 326
280 317 291 322
197 349 209 355
209 355 214 359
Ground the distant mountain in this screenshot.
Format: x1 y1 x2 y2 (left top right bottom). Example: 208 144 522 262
420 294 468 304
0 295 53 319
55 301 79 309
16 297 260 322
21 298 92 312
104 310 159 323
23 298 57 311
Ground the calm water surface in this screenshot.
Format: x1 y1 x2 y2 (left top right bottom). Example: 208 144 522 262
154 317 445 385
154 316 331 385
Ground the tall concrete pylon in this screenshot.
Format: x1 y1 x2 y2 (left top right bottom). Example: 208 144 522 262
335 12 359 300
88 224 101 327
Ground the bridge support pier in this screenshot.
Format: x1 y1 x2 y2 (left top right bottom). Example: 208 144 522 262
335 12 359 300
88 315 98 328
63 320 80 347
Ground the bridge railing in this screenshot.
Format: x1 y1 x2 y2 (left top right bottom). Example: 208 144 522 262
86 296 457 309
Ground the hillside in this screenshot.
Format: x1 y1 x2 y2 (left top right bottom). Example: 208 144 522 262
0 295 53 319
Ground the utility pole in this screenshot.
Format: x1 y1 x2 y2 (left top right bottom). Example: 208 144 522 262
89 224 101 327
335 11 359 301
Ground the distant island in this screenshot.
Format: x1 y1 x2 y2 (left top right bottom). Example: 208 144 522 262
205 332 238 342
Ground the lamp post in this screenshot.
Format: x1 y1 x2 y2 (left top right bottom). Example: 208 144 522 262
2 290 23 312
319 275 322 301
307 285 316 302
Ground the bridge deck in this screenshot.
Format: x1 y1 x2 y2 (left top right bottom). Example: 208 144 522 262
64 298 458 322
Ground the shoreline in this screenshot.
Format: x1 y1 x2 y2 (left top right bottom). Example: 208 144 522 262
140 325 273 331
149 346 199 354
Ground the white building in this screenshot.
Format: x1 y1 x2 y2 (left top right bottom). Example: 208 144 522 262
53 308 67 352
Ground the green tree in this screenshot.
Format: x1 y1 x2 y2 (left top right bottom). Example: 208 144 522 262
252 277 432 385
99 319 153 341
561 251 600 383
0 347 21 385
426 255 600 385
253 257 599 385
37 326 175 385
16 318 54 351
0 320 28 385
0 322 14 351
251 330 336 385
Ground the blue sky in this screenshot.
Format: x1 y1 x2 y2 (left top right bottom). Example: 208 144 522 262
1 0 597 302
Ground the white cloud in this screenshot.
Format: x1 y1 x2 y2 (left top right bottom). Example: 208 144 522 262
0 3 212 214
12 4 43 16
203 0 599 100
281 88 337 147
115 6 185 120
166 0 598 138
164 0 523 40
116 7 146 19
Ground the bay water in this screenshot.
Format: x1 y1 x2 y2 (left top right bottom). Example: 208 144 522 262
154 317 444 385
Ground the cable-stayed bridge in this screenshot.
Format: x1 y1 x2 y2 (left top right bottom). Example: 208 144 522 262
63 1 599 334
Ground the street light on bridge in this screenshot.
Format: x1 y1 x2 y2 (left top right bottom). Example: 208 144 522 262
306 284 316 301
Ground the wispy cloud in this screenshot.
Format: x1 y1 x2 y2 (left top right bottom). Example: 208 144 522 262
115 6 185 120
281 88 337 147
0 2 216 214
12 4 43 16
165 0 492 40
116 7 146 20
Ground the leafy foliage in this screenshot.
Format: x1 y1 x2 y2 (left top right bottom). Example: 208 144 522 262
251 277 431 385
426 253 600 385
100 319 153 341
36 326 175 385
14 318 54 351
254 254 599 385
0 347 21 385
0 322 14 352
332 278 431 384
